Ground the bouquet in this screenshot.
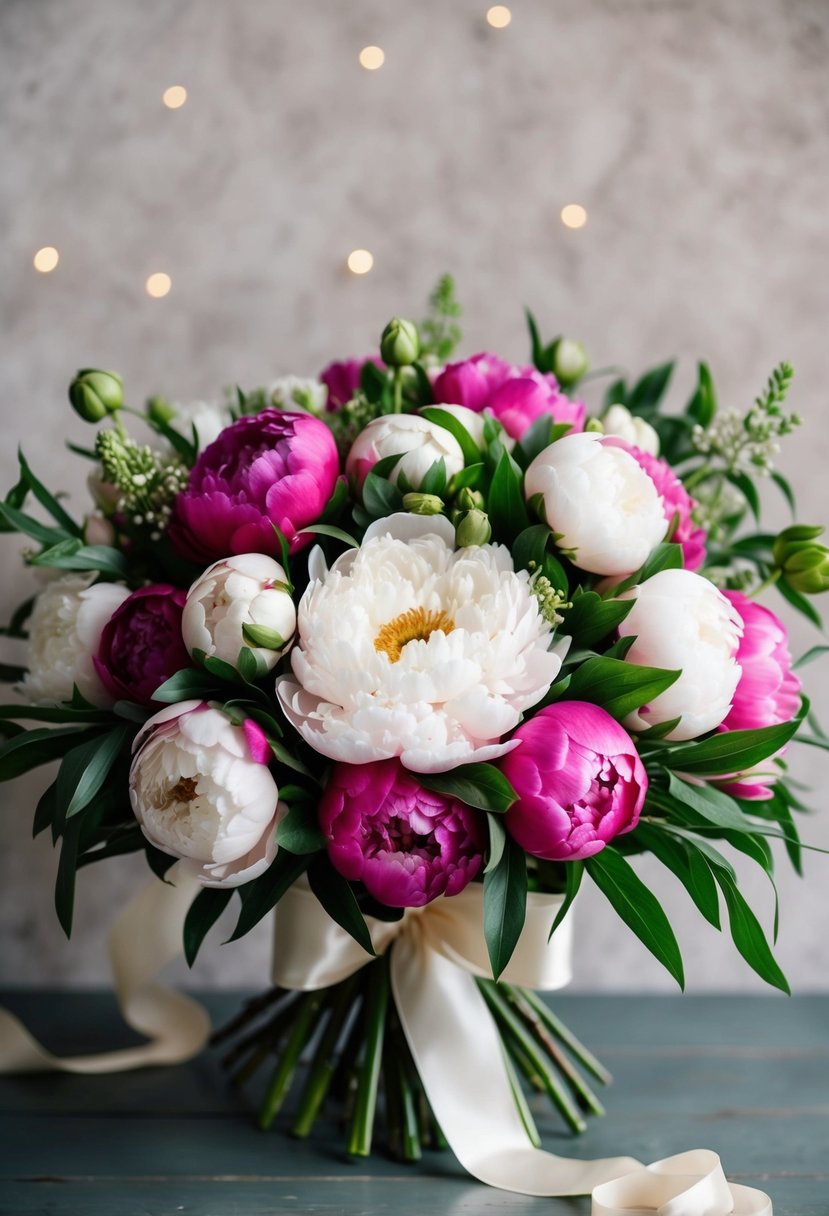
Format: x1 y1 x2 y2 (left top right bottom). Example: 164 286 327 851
1 278 826 1187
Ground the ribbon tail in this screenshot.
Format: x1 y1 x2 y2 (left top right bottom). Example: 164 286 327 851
390 935 641 1197
0 862 210 1074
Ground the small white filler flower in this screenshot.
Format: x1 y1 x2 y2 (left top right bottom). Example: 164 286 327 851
276 514 561 772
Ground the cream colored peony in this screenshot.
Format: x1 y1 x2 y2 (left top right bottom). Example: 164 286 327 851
129 701 284 888
346 414 465 492
182 553 296 672
601 404 660 455
276 514 561 772
18 574 130 707
619 568 743 740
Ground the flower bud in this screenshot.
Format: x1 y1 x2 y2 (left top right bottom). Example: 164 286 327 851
455 486 484 512
455 508 492 547
69 369 123 423
146 395 176 426
380 317 420 367
402 492 445 516
549 338 588 386
585 417 604 434
773 525 829 594
83 513 116 547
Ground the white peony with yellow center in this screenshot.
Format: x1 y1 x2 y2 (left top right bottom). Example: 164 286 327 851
276 514 562 773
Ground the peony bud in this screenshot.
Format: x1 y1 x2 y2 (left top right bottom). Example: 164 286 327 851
380 317 420 366
602 404 660 456
402 492 445 516
455 508 492 547
83 513 116 547
69 369 123 423
183 553 297 672
772 525 829 594
455 486 485 512
549 337 588 386
346 413 465 494
146 395 176 426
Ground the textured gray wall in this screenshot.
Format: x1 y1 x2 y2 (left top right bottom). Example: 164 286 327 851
1 0 828 993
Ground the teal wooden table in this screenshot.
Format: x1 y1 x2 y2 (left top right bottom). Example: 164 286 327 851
0 993 826 1214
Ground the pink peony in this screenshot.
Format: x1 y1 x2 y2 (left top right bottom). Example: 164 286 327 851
607 440 706 571
170 410 339 562
94 584 189 707
502 702 647 861
319 357 382 412
714 591 801 800
432 353 585 442
318 759 486 907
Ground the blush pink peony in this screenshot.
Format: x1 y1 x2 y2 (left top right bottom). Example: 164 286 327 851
318 759 485 907
170 409 339 561
502 702 647 860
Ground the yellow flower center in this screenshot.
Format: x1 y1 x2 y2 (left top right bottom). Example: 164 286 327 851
374 607 456 663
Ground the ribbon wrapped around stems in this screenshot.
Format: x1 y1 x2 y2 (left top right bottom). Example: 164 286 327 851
0 868 774 1211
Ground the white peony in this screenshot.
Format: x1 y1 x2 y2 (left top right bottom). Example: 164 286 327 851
619 568 743 741
182 554 297 672
276 514 561 772
269 375 328 414
524 431 667 576
601 404 660 455
18 574 130 707
346 414 465 493
422 403 488 449
129 701 283 888
172 400 233 450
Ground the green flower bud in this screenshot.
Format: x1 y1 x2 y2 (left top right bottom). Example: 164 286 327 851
146 395 176 426
402 492 445 516
455 508 492 548
69 369 124 423
455 486 484 512
773 525 829 594
549 337 588 387
584 417 604 434
380 317 420 366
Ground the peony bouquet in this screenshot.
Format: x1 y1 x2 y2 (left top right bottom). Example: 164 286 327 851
1 278 827 1185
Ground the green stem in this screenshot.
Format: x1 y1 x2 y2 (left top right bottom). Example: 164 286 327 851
751 567 782 598
682 465 718 493
392 368 404 414
221 994 300 1072
211 986 286 1047
505 987 605 1116
394 1051 422 1162
291 978 360 1138
347 956 390 1156
478 981 586 1134
258 991 328 1130
502 1044 542 1148
520 988 613 1087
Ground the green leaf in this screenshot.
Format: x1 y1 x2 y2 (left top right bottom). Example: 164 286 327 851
276 802 326 854
770 471 796 516
483 835 527 980
484 812 506 874
360 360 388 403
17 449 82 537
145 843 178 883
726 471 761 523
634 824 720 929
0 725 99 783
604 542 683 599
228 849 310 941
237 647 268 684
559 593 633 649
420 407 481 467
687 362 717 428
628 361 674 415
418 763 517 813
33 780 58 837
525 308 547 371
560 655 680 722
362 471 403 519
793 645 829 672
419 457 448 497
77 825 146 867
184 888 233 967
710 868 790 994
241 623 286 651
662 716 802 776
586 848 685 988
513 415 555 470
30 541 129 578
0 500 68 546
487 450 530 543
0 594 35 639
55 814 83 937
295 523 360 549
776 578 823 629
0 663 26 683
59 725 132 821
666 774 758 833
548 860 584 941
308 857 375 957
153 667 220 703
512 523 552 573
202 653 243 684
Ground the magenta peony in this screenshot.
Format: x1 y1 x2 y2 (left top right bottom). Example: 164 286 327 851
609 440 706 571
170 409 339 561
713 591 801 799
502 702 647 861
318 759 486 907
432 352 585 441
319 357 381 412
93 584 189 707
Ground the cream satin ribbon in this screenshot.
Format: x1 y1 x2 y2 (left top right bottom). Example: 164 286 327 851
0 870 774 1211
0 862 210 1072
